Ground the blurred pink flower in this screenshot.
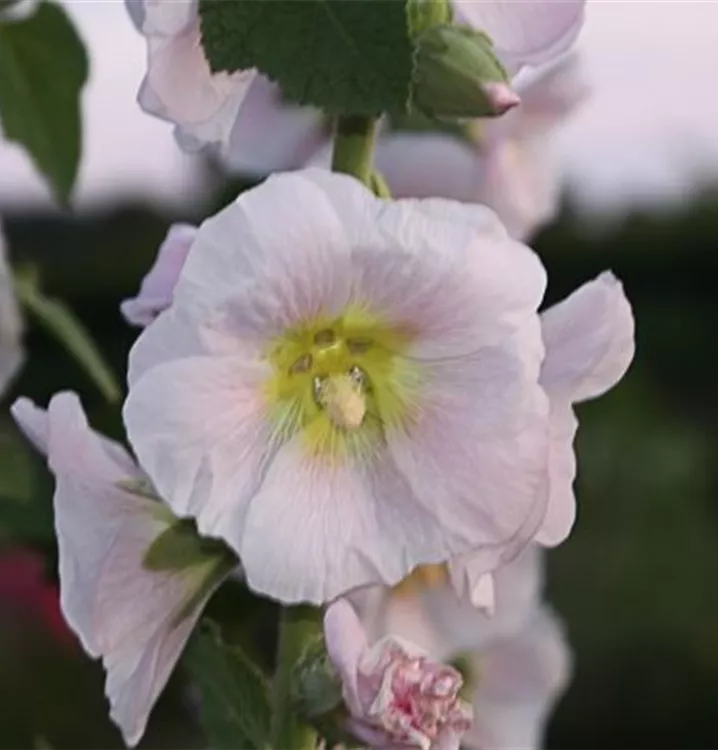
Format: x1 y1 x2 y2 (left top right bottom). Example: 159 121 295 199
0 548 74 647
121 222 197 327
325 598 473 750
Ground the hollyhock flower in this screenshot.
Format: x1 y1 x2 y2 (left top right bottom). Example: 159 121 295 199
354 546 571 750
11 391 233 747
0 221 23 394
324 598 473 750
375 57 588 239
124 168 551 605
125 0 255 152
121 223 197 327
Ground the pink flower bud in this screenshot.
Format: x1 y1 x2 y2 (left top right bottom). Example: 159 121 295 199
325 599 473 750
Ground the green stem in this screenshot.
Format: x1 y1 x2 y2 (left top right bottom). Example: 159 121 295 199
331 115 378 185
270 605 322 750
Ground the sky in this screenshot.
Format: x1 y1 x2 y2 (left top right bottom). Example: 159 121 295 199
1 1 718 216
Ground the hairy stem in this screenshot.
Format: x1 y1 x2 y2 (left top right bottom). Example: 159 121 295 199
331 115 378 185
270 605 322 750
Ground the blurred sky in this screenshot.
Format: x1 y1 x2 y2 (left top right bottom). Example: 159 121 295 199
1 0 718 215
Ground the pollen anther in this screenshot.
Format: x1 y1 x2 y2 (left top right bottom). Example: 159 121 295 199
314 370 367 430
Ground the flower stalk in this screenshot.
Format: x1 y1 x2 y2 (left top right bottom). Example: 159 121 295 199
270 605 323 750
331 115 379 186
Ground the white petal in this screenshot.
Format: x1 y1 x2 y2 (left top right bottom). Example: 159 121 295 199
124 354 274 547
324 599 368 714
438 546 545 654
11 396 49 454
540 272 635 403
171 170 370 336
467 607 572 750
374 132 481 202
476 139 558 241
238 433 457 604
453 0 586 69
121 223 196 327
351 196 547 357
386 321 550 574
140 0 195 36
535 403 578 546
226 76 328 174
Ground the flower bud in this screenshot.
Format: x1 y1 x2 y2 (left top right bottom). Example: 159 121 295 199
412 25 520 119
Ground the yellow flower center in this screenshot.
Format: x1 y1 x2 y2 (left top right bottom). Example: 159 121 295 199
264 305 420 461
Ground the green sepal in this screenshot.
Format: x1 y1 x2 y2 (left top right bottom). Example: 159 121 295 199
143 517 236 573
412 24 512 119
407 0 452 38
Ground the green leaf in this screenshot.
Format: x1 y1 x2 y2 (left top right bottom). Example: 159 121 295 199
199 0 414 115
0 1 88 204
185 621 272 750
13 269 121 403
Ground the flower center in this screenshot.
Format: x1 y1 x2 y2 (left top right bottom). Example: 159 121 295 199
314 367 367 430
265 306 419 459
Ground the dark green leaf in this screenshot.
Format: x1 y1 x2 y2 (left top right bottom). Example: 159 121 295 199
199 0 414 115
0 1 88 204
14 269 121 403
185 620 272 750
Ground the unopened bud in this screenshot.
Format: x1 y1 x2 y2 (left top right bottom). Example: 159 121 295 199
412 24 520 119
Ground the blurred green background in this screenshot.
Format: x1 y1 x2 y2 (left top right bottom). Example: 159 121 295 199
0 185 717 749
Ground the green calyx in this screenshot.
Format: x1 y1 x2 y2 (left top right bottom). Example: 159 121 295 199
143 517 236 573
412 24 514 120
406 0 453 37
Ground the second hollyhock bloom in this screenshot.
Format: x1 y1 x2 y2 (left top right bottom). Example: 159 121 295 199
11 392 233 747
324 598 473 750
124 168 551 605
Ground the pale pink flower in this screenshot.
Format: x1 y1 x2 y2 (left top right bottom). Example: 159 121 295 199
123 168 551 605
353 547 571 750
325 598 473 750
125 0 324 161
121 223 197 327
374 58 588 239
452 0 586 72
11 391 229 747
0 221 23 394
